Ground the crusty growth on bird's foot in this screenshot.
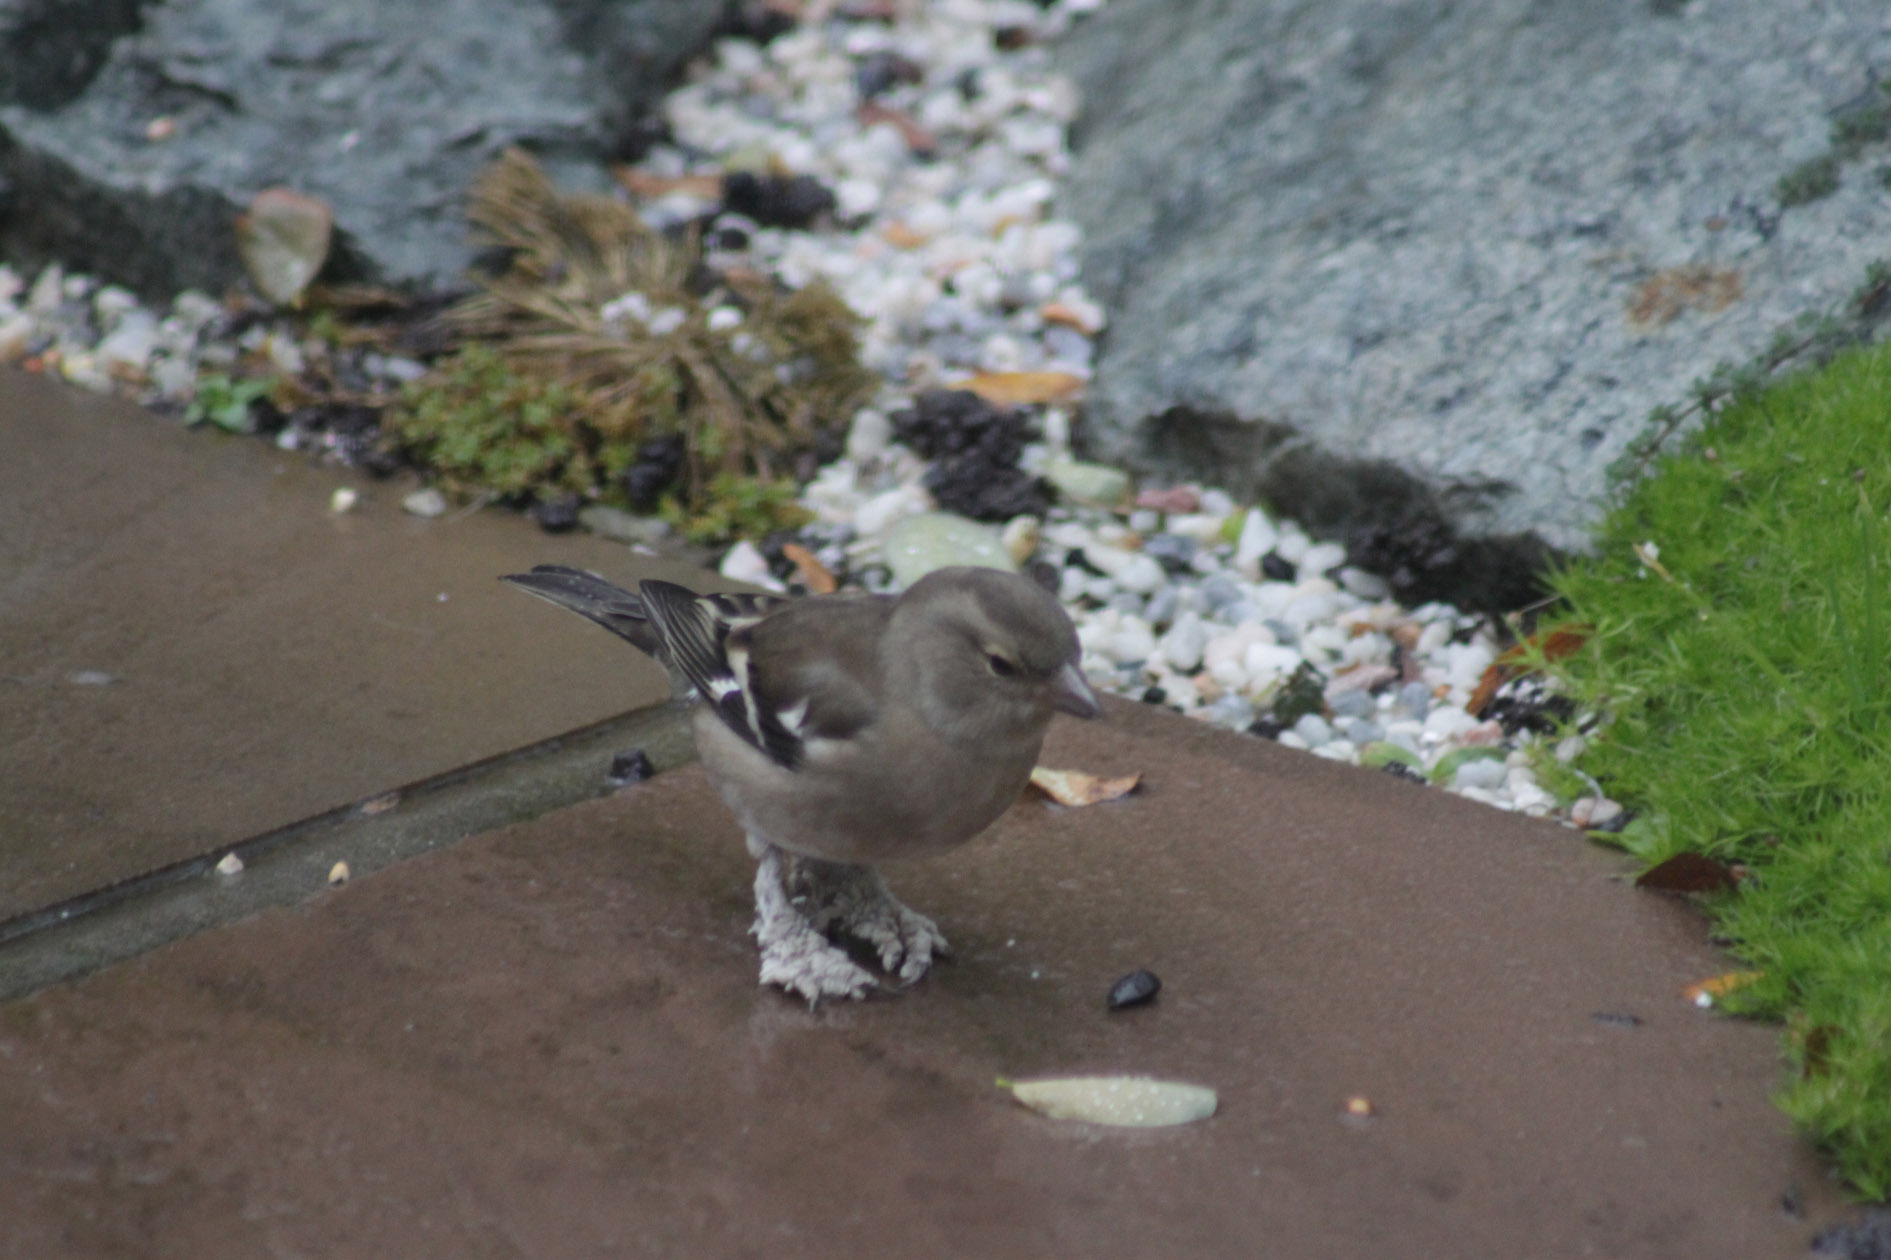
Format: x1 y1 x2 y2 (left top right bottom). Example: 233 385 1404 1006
749 838 878 1002
791 855 950 985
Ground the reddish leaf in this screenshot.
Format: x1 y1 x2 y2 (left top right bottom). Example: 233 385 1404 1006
1467 623 1594 716
1636 852 1737 894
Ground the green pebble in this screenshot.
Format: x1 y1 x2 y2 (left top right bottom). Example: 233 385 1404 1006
884 512 1017 588
1359 741 1421 770
1046 458 1131 506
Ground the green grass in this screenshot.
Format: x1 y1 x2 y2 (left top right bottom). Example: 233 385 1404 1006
1548 339 1891 1199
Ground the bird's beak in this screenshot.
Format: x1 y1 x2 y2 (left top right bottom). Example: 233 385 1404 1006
1050 660 1104 720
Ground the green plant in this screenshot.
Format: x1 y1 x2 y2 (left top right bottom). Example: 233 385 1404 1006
1777 154 1842 207
660 472 812 544
184 373 274 433
1548 339 1891 1197
382 149 873 539
387 345 585 498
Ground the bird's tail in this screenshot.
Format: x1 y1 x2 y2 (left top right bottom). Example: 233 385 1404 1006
499 565 664 658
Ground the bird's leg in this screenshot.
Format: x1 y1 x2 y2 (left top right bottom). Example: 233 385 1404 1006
790 857 951 985
746 835 877 1003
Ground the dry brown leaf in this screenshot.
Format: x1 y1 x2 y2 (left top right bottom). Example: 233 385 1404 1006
1635 851 1737 895
781 542 837 594
882 221 928 250
959 370 1084 407
359 791 401 816
1683 970 1763 1006
857 102 936 155
236 188 333 307
1467 623 1593 716
1040 301 1102 334
1030 767 1141 806
613 168 723 202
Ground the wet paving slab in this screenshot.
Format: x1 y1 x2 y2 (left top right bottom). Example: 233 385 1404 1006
0 368 702 922
0 701 1847 1258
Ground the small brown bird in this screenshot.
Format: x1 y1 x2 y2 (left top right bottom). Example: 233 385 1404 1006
501 564 1102 1001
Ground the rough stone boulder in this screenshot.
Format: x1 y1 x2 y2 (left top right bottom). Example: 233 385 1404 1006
1056 0 1891 607
0 0 730 301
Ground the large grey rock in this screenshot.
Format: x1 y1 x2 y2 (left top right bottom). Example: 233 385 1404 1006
1057 0 1891 607
0 0 730 301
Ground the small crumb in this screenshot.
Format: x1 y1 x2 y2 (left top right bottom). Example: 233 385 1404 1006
215 852 244 876
144 116 176 142
1345 1095 1374 1118
359 791 400 816
328 860 350 886
67 669 120 686
329 486 360 513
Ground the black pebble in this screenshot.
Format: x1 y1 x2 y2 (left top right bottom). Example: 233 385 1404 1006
892 388 1051 521
855 50 923 99
623 433 686 511
606 748 655 788
1107 969 1162 1010
1260 551 1296 582
722 171 836 228
1247 716 1287 740
1141 686 1168 705
531 493 581 533
1381 760 1425 783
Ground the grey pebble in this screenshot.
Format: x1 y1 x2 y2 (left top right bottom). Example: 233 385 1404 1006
1292 713 1333 746
1396 681 1433 719
1328 689 1374 719
1344 718 1385 745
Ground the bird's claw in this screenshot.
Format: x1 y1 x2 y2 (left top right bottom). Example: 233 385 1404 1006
795 859 950 986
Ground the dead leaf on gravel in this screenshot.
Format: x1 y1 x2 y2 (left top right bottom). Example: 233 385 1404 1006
236 188 333 307
959 370 1084 407
1467 623 1593 716
1029 767 1141 806
1635 851 1737 894
781 542 836 593
612 168 723 202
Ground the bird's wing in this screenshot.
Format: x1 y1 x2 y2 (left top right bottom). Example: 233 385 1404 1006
637 579 811 768
737 596 891 747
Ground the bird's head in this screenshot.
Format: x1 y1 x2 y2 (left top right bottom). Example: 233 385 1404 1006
890 566 1102 741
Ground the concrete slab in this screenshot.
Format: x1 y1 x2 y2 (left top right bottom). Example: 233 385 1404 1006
0 701 1845 1258
0 369 701 920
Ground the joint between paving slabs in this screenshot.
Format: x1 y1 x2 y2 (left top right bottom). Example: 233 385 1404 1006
0 702 697 1003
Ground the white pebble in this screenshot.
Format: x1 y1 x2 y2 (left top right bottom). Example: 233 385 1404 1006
1158 611 1208 672
706 305 744 332
402 487 448 518
1233 509 1279 578
719 539 785 591
1453 757 1509 790
329 486 360 514
1423 705 1480 741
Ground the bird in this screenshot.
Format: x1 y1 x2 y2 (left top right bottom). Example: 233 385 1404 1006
500 563 1103 1002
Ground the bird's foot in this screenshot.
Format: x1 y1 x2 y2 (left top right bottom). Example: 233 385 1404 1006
792 858 950 986
750 841 877 1004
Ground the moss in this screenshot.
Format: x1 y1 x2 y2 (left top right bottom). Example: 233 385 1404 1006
386 345 585 498
1777 153 1842 207
1548 339 1891 1198
384 149 875 540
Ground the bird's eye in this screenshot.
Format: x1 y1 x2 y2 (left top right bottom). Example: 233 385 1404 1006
987 653 1019 678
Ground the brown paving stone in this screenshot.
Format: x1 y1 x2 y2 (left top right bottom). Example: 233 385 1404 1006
0 369 702 919
0 701 1843 1258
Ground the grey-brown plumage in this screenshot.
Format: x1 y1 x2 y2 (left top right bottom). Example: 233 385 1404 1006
501 563 1102 1001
